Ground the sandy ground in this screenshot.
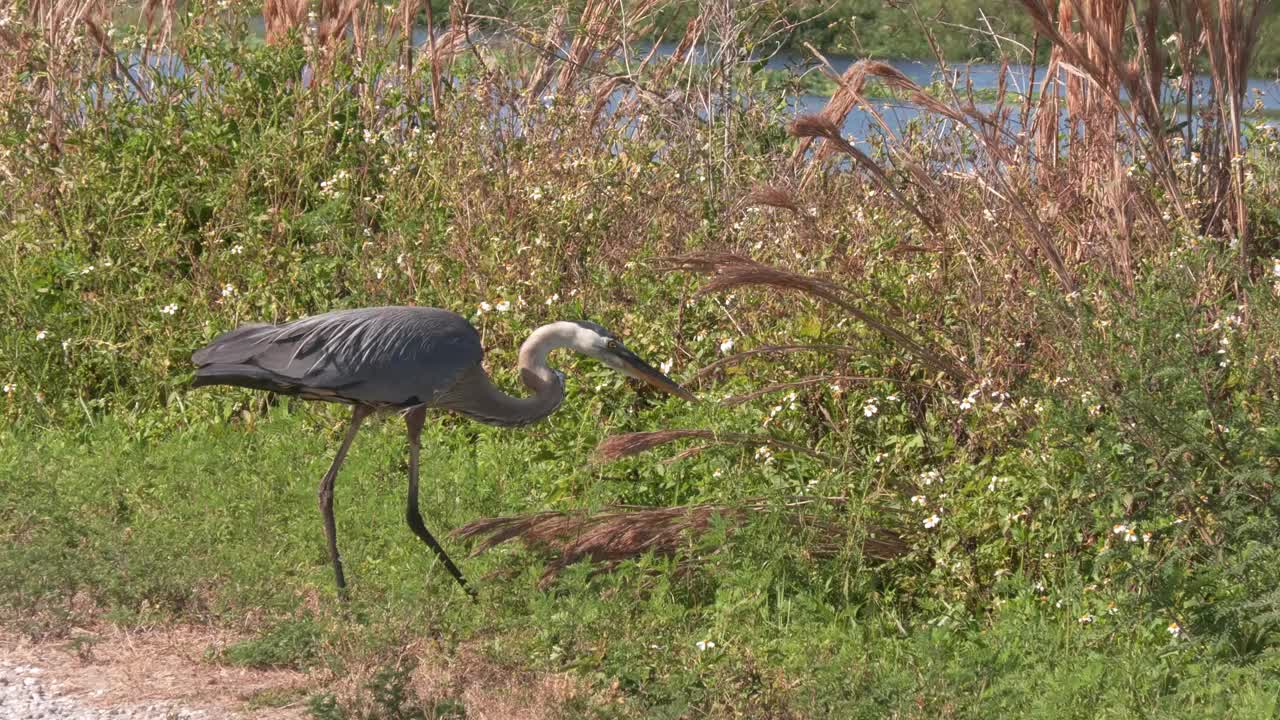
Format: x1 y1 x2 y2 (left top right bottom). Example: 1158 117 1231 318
0 624 601 720
0 625 309 719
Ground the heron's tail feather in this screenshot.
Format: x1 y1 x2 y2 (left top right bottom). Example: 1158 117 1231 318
191 324 276 366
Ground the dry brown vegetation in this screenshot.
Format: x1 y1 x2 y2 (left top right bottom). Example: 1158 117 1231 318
455 498 907 588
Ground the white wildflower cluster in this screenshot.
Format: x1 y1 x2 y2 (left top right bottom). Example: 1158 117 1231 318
1212 308 1245 368
35 330 48 341
476 298 513 315
1081 390 1103 417
695 640 717 651
1167 622 1182 638
863 396 879 418
754 445 774 464
919 469 942 486
923 514 941 529
719 338 735 354
763 392 799 427
229 244 244 255
1111 523 1152 544
319 169 351 197
160 303 179 315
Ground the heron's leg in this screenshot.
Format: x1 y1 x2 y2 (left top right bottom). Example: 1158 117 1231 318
404 407 476 599
318 405 371 599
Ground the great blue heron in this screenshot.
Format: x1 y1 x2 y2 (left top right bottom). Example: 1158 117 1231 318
191 306 693 598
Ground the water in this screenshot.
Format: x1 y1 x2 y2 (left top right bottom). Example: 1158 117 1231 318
117 26 1280 141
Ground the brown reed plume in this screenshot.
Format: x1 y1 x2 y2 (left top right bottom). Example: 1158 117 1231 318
662 253 972 383
453 499 908 588
263 0 307 45
789 113 939 236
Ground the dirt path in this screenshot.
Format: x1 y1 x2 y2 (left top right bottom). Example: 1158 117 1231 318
0 624 603 720
0 626 307 719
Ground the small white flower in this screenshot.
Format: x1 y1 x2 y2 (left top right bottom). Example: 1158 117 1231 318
959 399 973 411
659 359 673 374
2 383 14 394
80 265 95 275
923 514 941 529
35 330 48 341
62 340 70 351
221 284 235 297
229 244 244 255
695 640 716 651
160 303 179 315
719 338 735 354
1078 614 1095 624
529 187 544 201
478 302 492 313
1167 622 1182 638
910 495 927 506
1112 523 1129 536
495 300 511 313
712 468 723 478
545 293 560 305
754 446 773 462
1142 532 1153 543
919 470 941 486
1124 528 1139 543
863 399 878 417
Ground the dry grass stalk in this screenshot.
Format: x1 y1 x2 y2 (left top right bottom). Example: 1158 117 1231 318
663 253 971 383
800 56 1079 292
1191 0 1266 265
263 0 307 45
593 429 831 464
525 7 568 106
453 500 908 588
719 375 929 407
691 344 862 384
316 0 360 61
743 184 802 214
140 0 176 53
789 113 940 236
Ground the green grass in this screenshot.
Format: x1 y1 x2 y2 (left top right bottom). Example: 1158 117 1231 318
4 4 1280 717
4 405 1280 717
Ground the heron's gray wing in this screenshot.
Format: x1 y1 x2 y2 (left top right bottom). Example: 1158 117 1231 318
192 307 483 406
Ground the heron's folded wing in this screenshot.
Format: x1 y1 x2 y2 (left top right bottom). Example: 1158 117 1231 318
194 307 483 405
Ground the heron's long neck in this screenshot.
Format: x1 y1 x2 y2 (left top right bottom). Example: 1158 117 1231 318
442 323 575 427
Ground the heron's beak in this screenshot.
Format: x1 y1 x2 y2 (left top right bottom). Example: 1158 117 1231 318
617 350 696 401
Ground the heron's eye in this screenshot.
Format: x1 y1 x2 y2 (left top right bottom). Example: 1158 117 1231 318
606 340 619 351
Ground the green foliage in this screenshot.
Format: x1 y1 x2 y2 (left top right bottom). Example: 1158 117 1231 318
222 616 326 669
3 4 1280 718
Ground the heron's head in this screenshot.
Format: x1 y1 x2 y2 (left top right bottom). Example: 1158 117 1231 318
568 321 696 401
